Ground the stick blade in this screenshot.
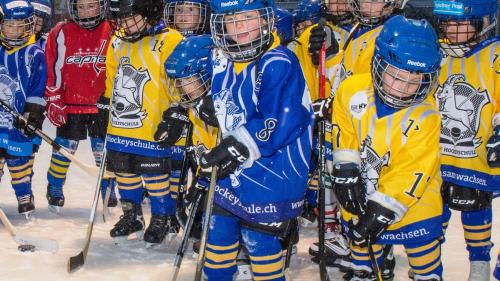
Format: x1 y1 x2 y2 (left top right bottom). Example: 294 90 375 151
14 234 58 253
68 252 85 273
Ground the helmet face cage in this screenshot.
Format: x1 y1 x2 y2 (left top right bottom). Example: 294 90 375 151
164 1 208 35
67 0 107 29
114 14 148 42
0 16 35 47
350 0 398 27
372 54 439 109
167 72 211 108
210 7 274 62
436 16 496 58
325 0 354 25
33 12 50 36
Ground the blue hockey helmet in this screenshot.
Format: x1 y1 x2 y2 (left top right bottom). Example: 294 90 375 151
0 0 35 48
31 0 52 37
164 0 210 36
275 7 293 45
164 35 213 108
210 0 275 62
372 15 442 109
349 0 400 27
433 0 498 57
292 0 321 24
66 0 107 29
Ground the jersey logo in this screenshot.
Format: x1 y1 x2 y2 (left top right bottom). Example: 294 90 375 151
349 90 368 119
435 74 490 158
212 89 245 133
0 66 19 129
66 40 107 75
110 57 150 129
360 137 390 194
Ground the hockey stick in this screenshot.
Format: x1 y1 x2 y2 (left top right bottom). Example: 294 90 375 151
0 99 113 179
194 131 221 281
0 207 59 253
67 147 108 273
175 122 194 229
367 239 383 281
170 186 204 281
101 178 113 223
316 18 331 281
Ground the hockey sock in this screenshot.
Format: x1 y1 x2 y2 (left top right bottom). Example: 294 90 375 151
116 173 144 205
144 173 174 215
204 214 240 281
241 226 286 281
47 137 79 189
350 243 385 274
170 169 181 200
405 239 443 280
7 156 33 197
462 208 493 261
440 204 452 243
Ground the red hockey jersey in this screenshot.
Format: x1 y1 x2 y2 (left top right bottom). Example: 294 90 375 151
45 20 111 114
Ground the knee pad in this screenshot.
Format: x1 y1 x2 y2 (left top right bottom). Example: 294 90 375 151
441 182 492 211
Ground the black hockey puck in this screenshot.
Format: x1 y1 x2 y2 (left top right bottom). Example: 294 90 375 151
18 244 36 252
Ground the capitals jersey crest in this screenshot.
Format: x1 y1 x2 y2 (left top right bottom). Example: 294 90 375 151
360 136 391 194
212 89 245 133
111 57 150 129
0 66 19 128
435 74 490 158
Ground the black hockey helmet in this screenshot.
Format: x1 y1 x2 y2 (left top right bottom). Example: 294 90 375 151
109 0 164 42
67 0 108 29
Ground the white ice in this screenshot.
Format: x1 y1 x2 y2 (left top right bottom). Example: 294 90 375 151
0 124 498 281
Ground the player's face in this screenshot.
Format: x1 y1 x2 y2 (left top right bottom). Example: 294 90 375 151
328 0 351 16
34 15 44 33
296 20 314 36
76 0 101 19
178 76 205 102
120 14 146 35
359 0 387 17
443 20 477 44
225 10 265 44
382 65 422 98
2 20 27 40
174 4 201 30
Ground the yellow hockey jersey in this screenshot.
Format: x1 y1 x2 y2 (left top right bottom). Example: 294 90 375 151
104 28 183 157
332 73 443 244
435 38 500 192
188 108 218 155
291 22 347 101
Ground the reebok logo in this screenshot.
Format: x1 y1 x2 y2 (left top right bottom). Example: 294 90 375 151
407 59 426 68
220 0 238 7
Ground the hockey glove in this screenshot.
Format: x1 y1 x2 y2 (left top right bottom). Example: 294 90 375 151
312 95 334 121
45 90 67 127
308 25 339 66
332 162 366 216
199 135 249 178
96 95 110 139
154 106 190 147
194 95 218 128
14 103 45 138
184 177 209 207
347 200 396 247
486 125 500 168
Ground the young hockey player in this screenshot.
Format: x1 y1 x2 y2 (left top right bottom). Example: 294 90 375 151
104 0 183 246
331 15 443 281
301 0 403 270
163 0 210 35
0 0 47 218
292 0 322 37
433 1 500 280
194 0 314 279
44 0 115 213
31 0 51 49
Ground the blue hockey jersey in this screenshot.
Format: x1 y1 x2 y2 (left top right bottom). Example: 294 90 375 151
0 37 47 157
209 37 314 223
